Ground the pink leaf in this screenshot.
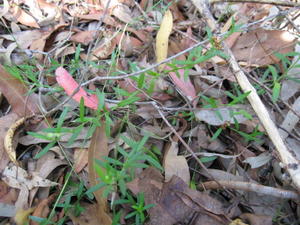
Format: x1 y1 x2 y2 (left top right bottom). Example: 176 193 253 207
167 66 197 106
55 67 98 109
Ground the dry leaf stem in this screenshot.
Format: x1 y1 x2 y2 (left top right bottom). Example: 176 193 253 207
191 0 300 190
210 0 300 7
200 180 299 200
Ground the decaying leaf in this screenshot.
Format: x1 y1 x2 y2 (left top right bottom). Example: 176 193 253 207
74 148 88 173
0 65 40 116
243 152 272 169
163 141 190 184
88 124 112 224
68 203 102 225
127 167 227 225
195 105 253 126
156 9 173 71
168 67 197 104
30 194 57 225
231 29 296 66
55 67 98 109
12 5 40 28
2 165 58 210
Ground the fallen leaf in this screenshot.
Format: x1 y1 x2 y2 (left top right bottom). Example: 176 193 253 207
243 152 272 169
4 117 26 165
280 43 300 101
240 213 272 225
0 203 15 217
2 165 58 210
12 6 40 28
30 194 57 225
0 0 9 18
14 207 36 225
71 30 97 45
88 124 112 224
156 9 173 71
55 67 98 109
74 148 88 173
231 29 296 66
127 167 227 225
168 67 197 104
111 4 133 24
68 203 102 225
0 65 40 116
163 141 190 184
0 113 19 172
195 105 253 126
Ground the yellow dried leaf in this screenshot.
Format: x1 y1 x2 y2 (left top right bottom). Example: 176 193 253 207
156 9 173 71
4 117 26 165
14 207 35 225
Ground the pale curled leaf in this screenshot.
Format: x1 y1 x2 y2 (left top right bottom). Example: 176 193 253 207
4 117 26 165
156 9 173 71
88 125 112 224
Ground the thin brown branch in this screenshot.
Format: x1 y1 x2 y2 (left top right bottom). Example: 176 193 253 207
200 180 299 200
210 0 300 7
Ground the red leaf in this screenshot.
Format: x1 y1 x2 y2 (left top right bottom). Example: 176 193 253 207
167 66 197 106
55 67 98 109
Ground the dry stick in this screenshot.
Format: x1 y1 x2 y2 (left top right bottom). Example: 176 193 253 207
192 0 300 191
200 180 299 200
210 0 300 7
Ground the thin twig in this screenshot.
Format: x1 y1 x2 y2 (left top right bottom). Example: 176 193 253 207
200 180 299 200
209 0 300 7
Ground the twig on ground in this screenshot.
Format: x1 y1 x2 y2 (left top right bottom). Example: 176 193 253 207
200 180 299 200
209 0 300 7
191 0 300 190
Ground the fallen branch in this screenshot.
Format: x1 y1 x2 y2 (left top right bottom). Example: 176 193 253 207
191 0 300 191
210 0 300 7
200 180 299 200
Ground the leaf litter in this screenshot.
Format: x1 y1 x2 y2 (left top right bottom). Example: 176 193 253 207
0 0 300 224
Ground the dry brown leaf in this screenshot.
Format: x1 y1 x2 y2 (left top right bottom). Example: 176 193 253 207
1 30 43 49
156 9 173 71
163 141 190 184
30 194 57 225
74 148 88 173
240 213 272 225
111 4 133 23
68 203 102 225
127 167 227 225
88 124 112 224
70 31 97 45
231 29 296 66
0 65 40 116
12 5 40 28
